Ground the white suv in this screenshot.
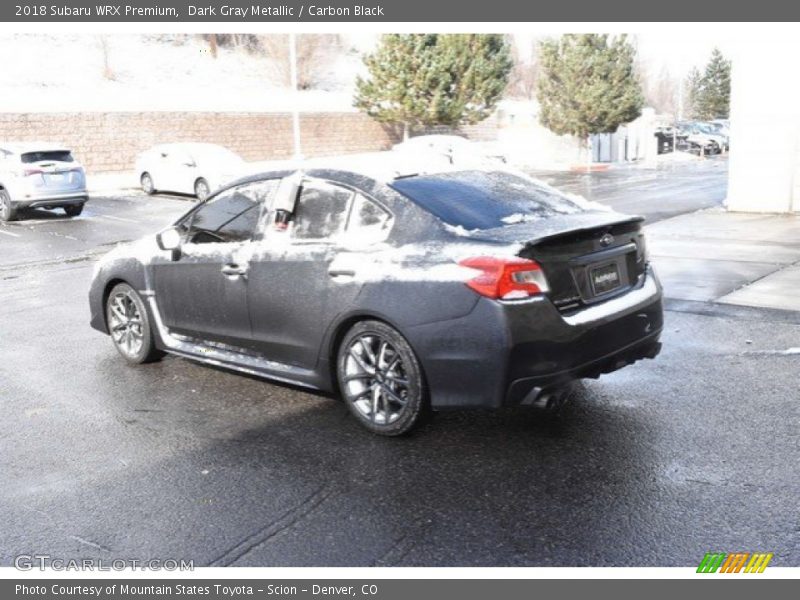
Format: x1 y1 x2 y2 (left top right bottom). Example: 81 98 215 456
0 143 88 222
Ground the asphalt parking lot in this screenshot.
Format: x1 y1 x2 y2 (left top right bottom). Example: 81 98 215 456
2 161 798 567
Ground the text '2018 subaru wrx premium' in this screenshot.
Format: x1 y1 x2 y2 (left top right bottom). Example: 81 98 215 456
89 156 663 435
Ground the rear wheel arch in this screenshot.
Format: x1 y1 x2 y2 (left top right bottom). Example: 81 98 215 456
328 314 401 375
335 317 430 435
327 313 426 393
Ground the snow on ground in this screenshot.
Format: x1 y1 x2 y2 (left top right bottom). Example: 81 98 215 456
0 34 367 112
655 150 706 164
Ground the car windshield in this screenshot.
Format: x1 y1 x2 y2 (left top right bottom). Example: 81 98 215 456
391 170 587 230
190 146 243 168
21 150 74 163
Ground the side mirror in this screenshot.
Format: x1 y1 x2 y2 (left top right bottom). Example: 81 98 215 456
156 227 182 261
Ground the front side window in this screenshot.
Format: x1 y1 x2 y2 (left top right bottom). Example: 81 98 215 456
291 181 353 241
183 180 277 244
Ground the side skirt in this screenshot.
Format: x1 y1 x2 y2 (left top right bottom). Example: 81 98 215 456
143 293 323 391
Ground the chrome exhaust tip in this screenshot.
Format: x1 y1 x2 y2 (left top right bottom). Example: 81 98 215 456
522 384 572 411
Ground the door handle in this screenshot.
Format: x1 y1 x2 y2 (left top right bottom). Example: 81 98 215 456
221 263 247 279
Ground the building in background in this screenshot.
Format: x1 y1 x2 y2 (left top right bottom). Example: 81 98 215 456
726 39 800 213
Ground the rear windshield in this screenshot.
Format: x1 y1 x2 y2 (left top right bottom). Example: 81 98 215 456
21 151 74 164
390 171 584 230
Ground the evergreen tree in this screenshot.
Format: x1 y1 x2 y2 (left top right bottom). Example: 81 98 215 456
691 48 731 119
685 67 703 119
354 34 512 139
536 34 644 146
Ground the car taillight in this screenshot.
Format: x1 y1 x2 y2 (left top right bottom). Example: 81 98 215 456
459 256 549 300
23 168 43 177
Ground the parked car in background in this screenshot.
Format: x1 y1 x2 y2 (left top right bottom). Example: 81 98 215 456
709 119 730 137
654 126 688 154
677 122 727 154
89 157 663 436
393 135 508 168
0 143 88 222
693 121 729 151
135 143 247 201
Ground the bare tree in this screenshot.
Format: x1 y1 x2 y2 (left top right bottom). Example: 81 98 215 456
646 66 680 116
258 34 342 89
636 57 681 116
98 35 116 81
507 36 539 100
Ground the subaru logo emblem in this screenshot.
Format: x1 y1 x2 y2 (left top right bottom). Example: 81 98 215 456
600 233 614 247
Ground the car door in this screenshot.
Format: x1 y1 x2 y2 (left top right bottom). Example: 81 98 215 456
150 180 277 346
150 146 176 192
246 179 385 368
165 147 197 195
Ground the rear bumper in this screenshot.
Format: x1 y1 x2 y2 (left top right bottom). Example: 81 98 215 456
12 193 88 209
409 266 664 409
505 329 662 405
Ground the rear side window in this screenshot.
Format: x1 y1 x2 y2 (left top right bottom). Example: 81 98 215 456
291 182 353 240
391 171 585 230
345 193 392 244
21 151 74 163
184 180 277 244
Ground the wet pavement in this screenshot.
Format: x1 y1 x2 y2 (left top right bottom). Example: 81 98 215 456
647 210 800 308
2 165 798 567
528 157 728 223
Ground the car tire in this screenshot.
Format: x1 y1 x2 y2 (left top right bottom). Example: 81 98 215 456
64 204 83 217
0 189 17 222
194 178 210 201
140 172 156 195
106 283 164 365
337 320 428 436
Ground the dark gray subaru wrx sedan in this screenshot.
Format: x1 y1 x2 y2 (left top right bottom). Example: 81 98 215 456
88 159 663 435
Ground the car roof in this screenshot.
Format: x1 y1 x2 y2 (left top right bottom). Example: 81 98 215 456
394 135 470 149
0 142 71 154
241 151 463 184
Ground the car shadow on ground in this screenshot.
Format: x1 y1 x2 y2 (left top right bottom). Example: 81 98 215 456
13 207 75 221
94 354 656 565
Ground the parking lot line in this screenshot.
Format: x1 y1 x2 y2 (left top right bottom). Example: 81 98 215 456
98 214 139 223
0 228 21 237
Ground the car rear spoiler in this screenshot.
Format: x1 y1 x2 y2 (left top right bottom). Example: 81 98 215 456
461 212 645 248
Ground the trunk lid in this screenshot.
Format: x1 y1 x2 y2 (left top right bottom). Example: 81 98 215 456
23 160 85 192
467 212 647 313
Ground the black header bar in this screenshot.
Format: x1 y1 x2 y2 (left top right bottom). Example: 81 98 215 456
3 0 800 22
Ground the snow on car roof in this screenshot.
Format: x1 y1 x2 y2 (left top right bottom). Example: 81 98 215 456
247 151 464 183
0 141 71 153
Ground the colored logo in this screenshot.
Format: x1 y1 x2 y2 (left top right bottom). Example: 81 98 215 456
697 552 773 573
